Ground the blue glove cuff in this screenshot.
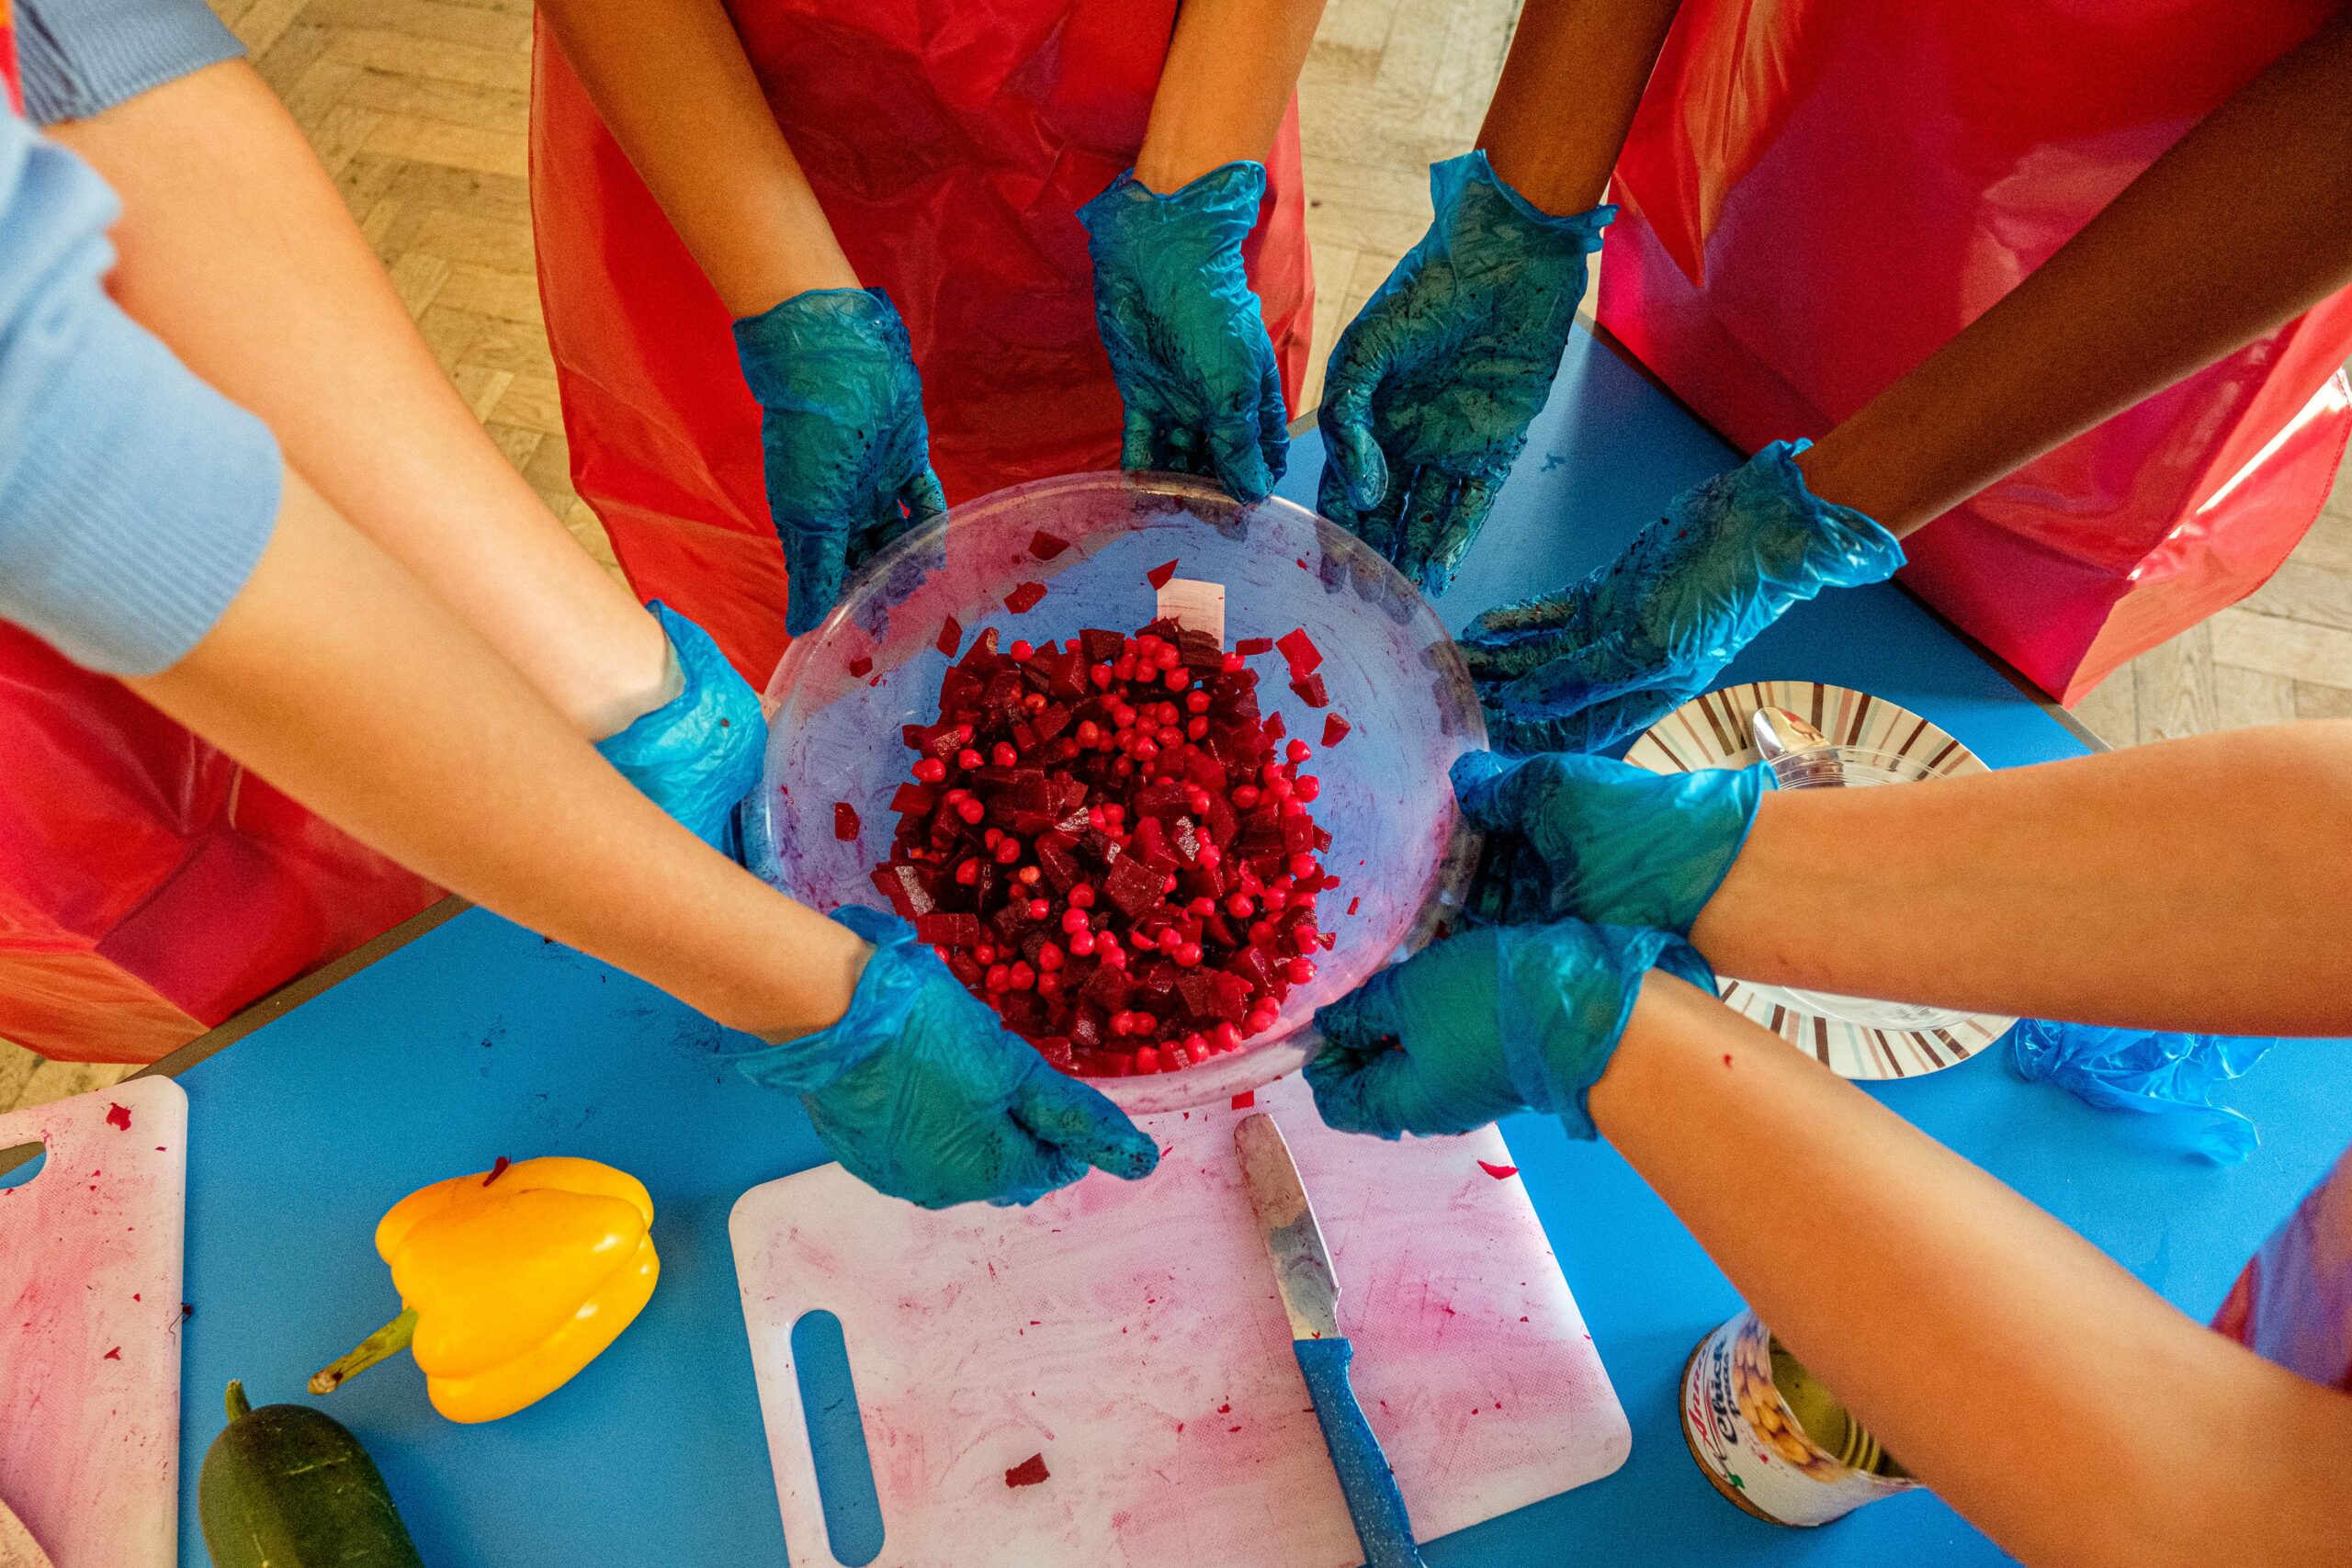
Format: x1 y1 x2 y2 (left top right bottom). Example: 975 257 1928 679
1434 150 1615 255
722 906 910 1094
594 602 767 854
1077 160 1266 249
732 287 914 408
1498 922 1714 1140
1743 440 1906 591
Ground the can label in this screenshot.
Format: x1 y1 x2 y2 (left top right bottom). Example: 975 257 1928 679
1679 1309 1917 1527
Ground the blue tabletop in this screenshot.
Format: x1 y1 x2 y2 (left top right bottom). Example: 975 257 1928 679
163 330 2342 1567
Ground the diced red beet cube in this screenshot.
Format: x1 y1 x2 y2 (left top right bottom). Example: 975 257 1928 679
1005 581 1049 615
1028 530 1071 561
936 616 963 657
1234 637 1273 657
848 655 875 679
891 783 936 815
1276 628 1323 676
1263 712 1285 741
1347 897 1361 916
916 912 983 948
834 802 862 840
1102 856 1167 918
1080 627 1125 663
1146 559 1180 590
1289 671 1329 708
1322 714 1351 747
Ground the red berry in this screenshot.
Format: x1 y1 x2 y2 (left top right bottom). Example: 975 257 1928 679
1232 784 1262 809
955 859 980 886
1226 893 1255 918
1011 639 1035 661
1009 962 1036 990
986 964 1012 992
1069 930 1096 957
957 748 984 771
1284 958 1317 984
1027 898 1050 919
993 837 1022 864
1062 908 1091 934
913 757 947 784
1174 942 1204 968
1295 774 1322 802
1286 739 1312 764
1069 885 1096 908
1038 944 1064 971
992 741 1019 767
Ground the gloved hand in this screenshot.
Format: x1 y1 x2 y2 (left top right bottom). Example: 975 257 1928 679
1460 442 1904 754
1453 750 1767 935
728 908 1161 1208
733 288 947 637
1308 919 1712 1140
1078 162 1288 502
594 601 767 856
1318 152 1612 593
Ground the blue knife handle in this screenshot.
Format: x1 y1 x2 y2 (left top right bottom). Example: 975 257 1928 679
1293 1337 1426 1568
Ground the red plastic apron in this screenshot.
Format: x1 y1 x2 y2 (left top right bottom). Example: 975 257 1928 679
1597 0 2352 704
529 1 1315 684
0 73 437 1063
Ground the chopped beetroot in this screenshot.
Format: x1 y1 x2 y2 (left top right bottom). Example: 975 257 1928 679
834 802 862 840
1231 1091 1255 1110
1005 581 1049 615
848 655 874 679
1028 530 1071 561
1347 897 1361 916
1321 714 1351 747
1233 637 1274 657
1276 628 1322 676
1147 559 1180 590
1005 1453 1050 1488
1263 712 1285 741
1289 672 1329 708
865 618 1344 1077
483 1156 512 1186
937 616 964 657
1477 1160 1520 1180
105 1101 132 1132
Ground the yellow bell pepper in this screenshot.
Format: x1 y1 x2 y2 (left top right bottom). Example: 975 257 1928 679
310 1156 659 1423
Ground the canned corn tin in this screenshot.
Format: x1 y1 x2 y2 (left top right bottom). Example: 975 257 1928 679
1679 1308 1917 1526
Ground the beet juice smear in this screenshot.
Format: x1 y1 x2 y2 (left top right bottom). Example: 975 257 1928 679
863 618 1340 1077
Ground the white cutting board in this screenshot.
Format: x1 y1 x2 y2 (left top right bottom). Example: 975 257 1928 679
0 1077 187 1568
732 1073 1627 1568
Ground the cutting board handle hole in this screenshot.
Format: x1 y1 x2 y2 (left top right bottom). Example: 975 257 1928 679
0 1142 43 1191
792 1309 885 1566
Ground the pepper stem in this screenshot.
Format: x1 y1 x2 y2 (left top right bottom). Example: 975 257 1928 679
309 1306 419 1396
225 1380 252 1423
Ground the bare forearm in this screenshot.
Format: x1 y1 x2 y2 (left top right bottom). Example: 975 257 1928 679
1799 13 2352 535
1690 725 2352 1033
537 0 854 315
1135 0 1325 192
1593 977 2352 1568
1476 0 1684 215
51 61 671 738
130 470 866 1042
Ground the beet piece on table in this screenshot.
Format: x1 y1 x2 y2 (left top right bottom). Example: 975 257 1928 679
1102 855 1167 918
1005 581 1049 615
1146 559 1180 590
1288 671 1329 708
1028 529 1071 561
848 655 874 679
1321 714 1351 747
1080 627 1125 664
936 615 964 657
1233 636 1273 657
833 802 862 840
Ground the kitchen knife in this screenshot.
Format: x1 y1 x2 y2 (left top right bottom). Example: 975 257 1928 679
1235 1112 1426 1568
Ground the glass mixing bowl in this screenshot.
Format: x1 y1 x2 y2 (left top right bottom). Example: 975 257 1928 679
745 471 1487 1113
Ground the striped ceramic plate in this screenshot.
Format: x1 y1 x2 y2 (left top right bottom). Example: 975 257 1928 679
1624 680 2015 1080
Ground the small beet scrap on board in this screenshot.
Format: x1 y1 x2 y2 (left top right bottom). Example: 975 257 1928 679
868 619 1343 1077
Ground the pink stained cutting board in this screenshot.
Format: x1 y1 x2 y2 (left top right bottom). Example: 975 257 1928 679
0 1077 187 1568
730 1073 1628 1568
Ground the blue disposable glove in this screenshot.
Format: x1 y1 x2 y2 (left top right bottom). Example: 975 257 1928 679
1078 162 1288 502
733 288 948 637
1453 750 1767 935
1310 919 1713 1140
594 601 767 856
1318 152 1612 593
1458 442 1905 754
727 908 1161 1208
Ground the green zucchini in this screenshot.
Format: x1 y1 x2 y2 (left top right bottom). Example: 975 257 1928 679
198 1381 426 1568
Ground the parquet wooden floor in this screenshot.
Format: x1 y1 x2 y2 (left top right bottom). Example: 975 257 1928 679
2 0 2346 1111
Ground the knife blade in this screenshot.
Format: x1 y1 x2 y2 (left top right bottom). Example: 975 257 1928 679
1235 1113 1426 1568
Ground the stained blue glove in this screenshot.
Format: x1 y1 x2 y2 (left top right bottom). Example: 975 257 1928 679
1459 442 1905 754
728 908 1160 1208
1078 162 1288 502
1318 152 1611 593
1453 750 1767 935
2009 1021 2274 1164
1310 919 1712 1140
594 601 766 856
733 288 947 637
